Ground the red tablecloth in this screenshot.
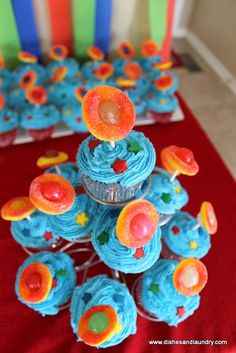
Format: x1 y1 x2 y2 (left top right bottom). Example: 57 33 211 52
0 95 236 353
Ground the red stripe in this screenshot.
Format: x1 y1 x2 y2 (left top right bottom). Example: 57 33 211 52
48 0 73 55
160 0 176 62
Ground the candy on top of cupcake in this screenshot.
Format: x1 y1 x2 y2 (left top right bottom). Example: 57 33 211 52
154 75 174 91
154 60 173 71
51 66 68 83
29 173 75 215
26 86 47 105
82 86 135 142
0 92 5 109
18 51 37 63
116 200 159 248
173 258 208 296
18 262 53 303
87 46 105 61
48 44 68 61
198 201 218 234
116 77 136 88
74 86 88 102
141 39 159 58
36 150 69 169
118 42 134 59
20 70 37 90
124 62 142 80
78 304 122 347
1 196 36 221
94 62 114 81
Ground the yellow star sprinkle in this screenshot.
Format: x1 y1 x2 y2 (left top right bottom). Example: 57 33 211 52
65 110 71 115
189 240 198 250
75 212 89 226
160 99 167 105
49 86 55 92
174 185 181 194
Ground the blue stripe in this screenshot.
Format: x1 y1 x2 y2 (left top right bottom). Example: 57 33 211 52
95 0 112 55
11 0 41 57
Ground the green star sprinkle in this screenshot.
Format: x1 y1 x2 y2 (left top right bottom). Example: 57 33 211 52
149 283 159 294
71 165 79 172
98 231 109 245
57 269 68 278
161 193 172 204
128 141 143 154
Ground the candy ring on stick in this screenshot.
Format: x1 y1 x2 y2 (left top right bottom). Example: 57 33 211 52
173 258 208 296
116 200 159 248
36 150 68 169
78 305 122 347
20 70 37 90
18 51 37 63
161 145 199 181
18 262 52 303
1 196 36 221
118 42 134 59
124 62 142 80
74 86 88 102
116 77 136 89
94 62 114 81
48 45 68 61
26 86 47 105
29 173 75 215
82 86 135 142
87 46 105 61
154 60 172 71
197 201 218 234
51 66 68 83
154 75 174 91
0 93 6 109
141 39 159 58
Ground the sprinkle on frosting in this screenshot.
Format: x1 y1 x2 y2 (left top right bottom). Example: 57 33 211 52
176 306 186 318
57 269 68 278
77 186 85 195
89 139 101 150
149 283 159 294
82 292 92 304
133 247 144 259
111 159 128 174
76 212 89 226
98 231 109 245
172 226 180 235
44 231 53 241
161 193 172 204
189 240 198 250
174 185 181 194
128 141 143 154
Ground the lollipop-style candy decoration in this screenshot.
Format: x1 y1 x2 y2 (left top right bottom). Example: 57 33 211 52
36 150 69 174
18 262 52 303
20 70 37 90
124 62 142 80
161 145 199 182
87 46 105 61
74 86 88 102
29 173 75 215
116 77 136 89
51 66 68 83
116 200 159 248
173 258 208 296
26 86 47 106
94 62 114 81
118 42 134 59
141 39 159 58
193 201 218 234
82 86 135 144
18 51 37 64
78 305 122 347
154 60 172 71
48 45 68 61
154 75 174 92
1 196 36 221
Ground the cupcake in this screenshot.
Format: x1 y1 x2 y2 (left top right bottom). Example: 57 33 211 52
139 39 161 74
113 42 135 77
147 92 178 123
140 258 207 326
48 78 83 107
8 88 31 111
85 62 115 90
70 275 137 347
82 46 105 80
15 251 76 316
47 45 79 79
152 73 179 96
0 93 19 147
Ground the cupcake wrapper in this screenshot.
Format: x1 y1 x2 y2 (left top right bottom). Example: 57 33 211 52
160 239 183 262
148 110 173 124
81 174 143 203
0 129 17 147
28 126 55 141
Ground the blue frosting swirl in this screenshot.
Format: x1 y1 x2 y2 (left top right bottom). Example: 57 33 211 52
70 275 137 348
20 105 60 129
82 60 104 79
147 93 178 113
15 251 76 316
48 78 83 106
47 194 99 240
0 108 19 132
8 89 31 111
127 90 147 116
47 58 79 78
11 210 58 248
142 259 200 326
77 130 156 187
92 208 162 273
62 102 88 132
162 212 211 258
139 56 161 73
45 162 81 187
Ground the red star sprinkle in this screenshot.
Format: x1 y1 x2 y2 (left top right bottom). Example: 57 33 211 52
27 115 32 120
172 226 180 235
89 139 100 149
177 306 185 317
76 117 81 122
112 159 128 174
44 231 53 241
77 186 85 195
3 116 10 121
52 279 57 288
133 248 144 259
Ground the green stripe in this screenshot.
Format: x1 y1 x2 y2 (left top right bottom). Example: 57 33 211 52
0 0 21 69
72 0 96 60
149 0 168 49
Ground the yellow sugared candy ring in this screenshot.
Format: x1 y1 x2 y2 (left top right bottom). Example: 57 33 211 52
18 51 37 63
116 77 136 88
153 61 173 71
36 150 68 169
198 201 218 234
1 196 36 221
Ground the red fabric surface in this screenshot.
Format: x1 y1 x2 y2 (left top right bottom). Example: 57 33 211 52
0 95 236 353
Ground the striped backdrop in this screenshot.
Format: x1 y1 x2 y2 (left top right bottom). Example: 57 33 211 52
0 0 175 68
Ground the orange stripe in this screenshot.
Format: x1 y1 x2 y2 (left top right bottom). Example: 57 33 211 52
160 0 176 62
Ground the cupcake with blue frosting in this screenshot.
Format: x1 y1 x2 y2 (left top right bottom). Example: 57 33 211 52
47 45 79 79
140 39 161 74
152 73 179 96
113 42 135 76
15 251 76 316
147 92 178 123
0 93 19 147
48 77 83 107
82 46 105 80
127 90 147 116
85 62 115 90
70 275 137 347
8 88 31 111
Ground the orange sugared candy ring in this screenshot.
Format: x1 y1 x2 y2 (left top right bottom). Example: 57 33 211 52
51 65 68 83
1 196 36 221
198 201 218 234
18 51 37 63
26 86 47 105
78 305 122 347
141 39 159 58
94 62 114 80
161 145 199 176
18 262 53 303
36 150 68 169
154 75 174 91
0 93 5 109
118 42 134 59
87 46 105 61
116 200 159 248
124 62 142 80
82 86 135 142
48 45 68 61
173 258 208 296
74 86 88 102
29 173 75 215
0 55 5 69
20 70 37 90
116 77 136 88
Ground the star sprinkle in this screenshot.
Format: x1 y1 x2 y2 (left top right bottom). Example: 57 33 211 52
161 193 172 203
57 269 67 278
82 292 92 304
76 117 81 122
133 247 144 259
189 240 198 250
65 109 71 115
98 231 109 245
128 140 143 154
89 139 100 150
44 231 53 241
174 185 181 194
52 279 57 288
149 283 159 294
159 99 167 105
75 212 89 226
176 306 185 317
112 159 128 174
172 226 180 235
